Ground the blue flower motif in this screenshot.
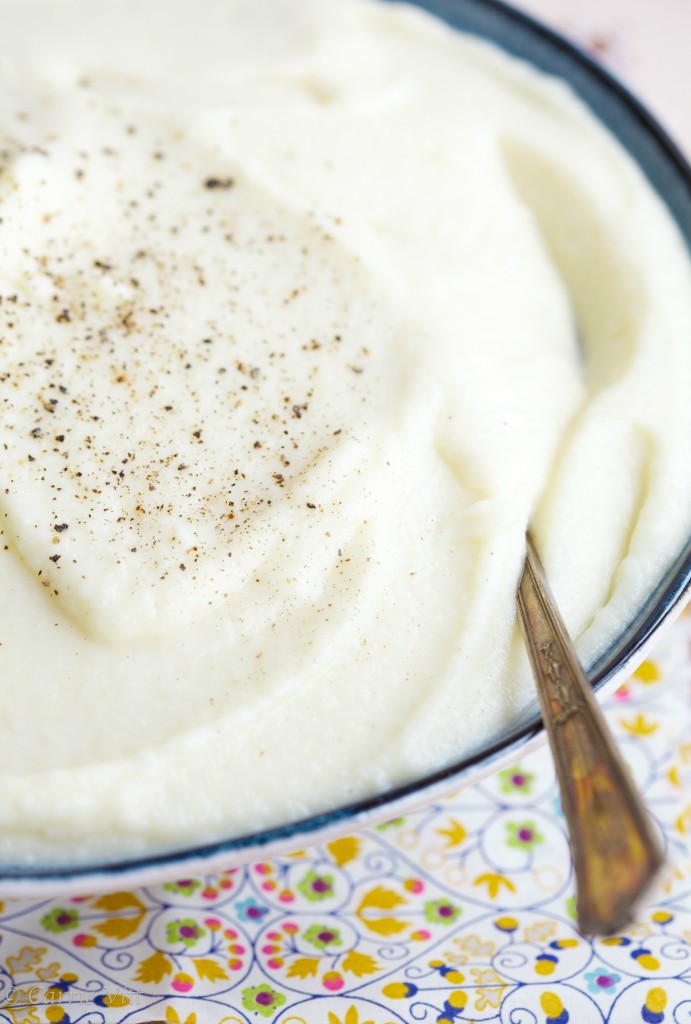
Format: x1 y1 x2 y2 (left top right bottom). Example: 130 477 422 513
235 897 269 923
584 968 621 995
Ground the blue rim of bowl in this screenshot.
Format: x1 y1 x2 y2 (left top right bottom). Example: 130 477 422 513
4 0 691 884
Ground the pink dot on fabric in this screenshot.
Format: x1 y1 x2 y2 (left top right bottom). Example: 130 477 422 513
267 931 282 941
224 929 238 940
230 944 245 955
254 864 270 875
267 958 283 969
323 972 344 992
262 881 277 892
171 975 193 993
204 918 222 929
279 891 295 903
412 930 431 941
220 879 233 889
262 945 279 955
228 958 242 971
283 923 299 934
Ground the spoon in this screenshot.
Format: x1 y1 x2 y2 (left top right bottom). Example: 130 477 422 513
517 534 664 936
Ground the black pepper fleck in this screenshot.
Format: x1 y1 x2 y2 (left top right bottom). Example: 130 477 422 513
204 177 234 190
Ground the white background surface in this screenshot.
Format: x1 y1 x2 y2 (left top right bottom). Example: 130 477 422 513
513 0 691 155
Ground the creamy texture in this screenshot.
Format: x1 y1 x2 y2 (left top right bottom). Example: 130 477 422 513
0 0 690 865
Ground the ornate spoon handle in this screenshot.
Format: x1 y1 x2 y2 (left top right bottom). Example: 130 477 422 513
517 535 664 936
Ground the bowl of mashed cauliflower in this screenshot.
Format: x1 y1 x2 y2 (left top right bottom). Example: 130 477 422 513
0 0 689 894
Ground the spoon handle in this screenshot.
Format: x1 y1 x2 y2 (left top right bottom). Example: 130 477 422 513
517 535 664 936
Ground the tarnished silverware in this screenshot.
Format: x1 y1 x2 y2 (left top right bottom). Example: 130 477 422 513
517 535 664 936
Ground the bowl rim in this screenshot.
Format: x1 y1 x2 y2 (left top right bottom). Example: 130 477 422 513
3 0 691 894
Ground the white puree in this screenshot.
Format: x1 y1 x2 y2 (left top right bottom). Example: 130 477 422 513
0 0 690 865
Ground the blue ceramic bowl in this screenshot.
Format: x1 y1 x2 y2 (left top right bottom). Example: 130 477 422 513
4 0 691 896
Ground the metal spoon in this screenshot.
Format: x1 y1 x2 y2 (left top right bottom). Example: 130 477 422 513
517 534 664 936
